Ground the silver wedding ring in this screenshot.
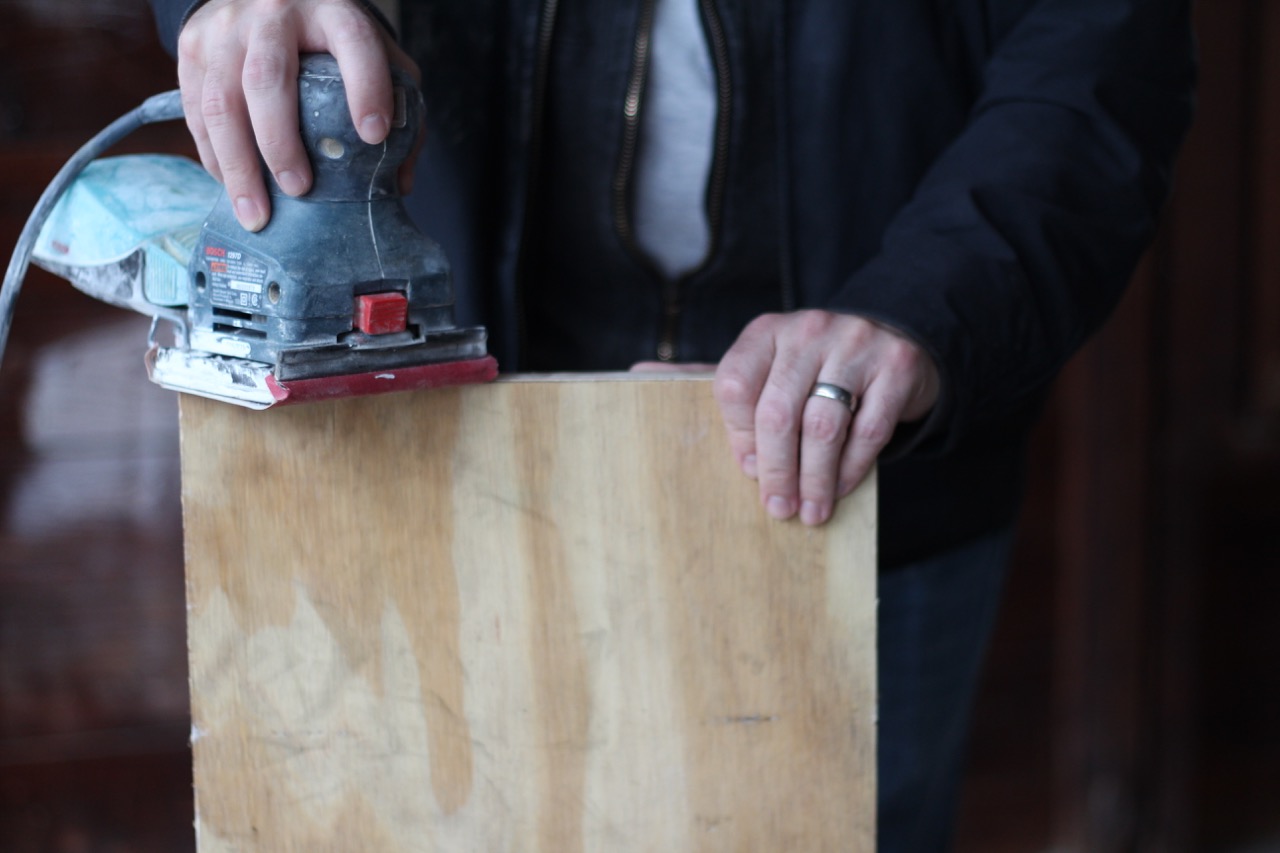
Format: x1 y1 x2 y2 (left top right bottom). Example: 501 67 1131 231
809 381 855 409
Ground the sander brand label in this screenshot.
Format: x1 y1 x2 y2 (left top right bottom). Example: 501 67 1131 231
205 243 269 311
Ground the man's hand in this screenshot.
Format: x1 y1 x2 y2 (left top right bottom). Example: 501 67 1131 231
177 0 419 231
636 310 939 526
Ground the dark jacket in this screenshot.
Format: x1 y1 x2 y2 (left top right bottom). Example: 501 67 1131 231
152 0 1196 567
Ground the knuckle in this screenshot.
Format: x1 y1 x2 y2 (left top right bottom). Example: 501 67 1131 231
742 312 782 340
176 30 203 66
757 462 794 489
882 337 923 375
793 309 836 340
756 393 800 435
242 46 289 92
712 370 754 408
799 479 835 510
853 412 895 448
803 408 846 446
200 84 236 124
183 2 241 49
255 133 292 164
219 160 258 187
844 316 877 349
326 8 380 49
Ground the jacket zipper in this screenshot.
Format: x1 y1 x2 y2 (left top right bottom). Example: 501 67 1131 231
613 0 732 363
611 0 658 253
515 0 561 367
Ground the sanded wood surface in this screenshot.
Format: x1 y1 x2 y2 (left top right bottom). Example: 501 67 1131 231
179 375 875 852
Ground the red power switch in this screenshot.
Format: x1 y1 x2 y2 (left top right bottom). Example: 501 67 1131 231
354 292 409 335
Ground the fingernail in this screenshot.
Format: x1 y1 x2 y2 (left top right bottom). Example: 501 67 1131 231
742 454 758 479
359 114 389 142
766 495 794 520
234 196 265 231
801 500 830 526
276 170 306 196
837 480 856 498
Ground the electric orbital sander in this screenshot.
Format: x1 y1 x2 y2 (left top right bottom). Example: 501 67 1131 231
0 54 496 409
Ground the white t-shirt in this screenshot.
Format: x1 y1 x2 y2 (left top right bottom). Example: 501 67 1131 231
631 0 717 280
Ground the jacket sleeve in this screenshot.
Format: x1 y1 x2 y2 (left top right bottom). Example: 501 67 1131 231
832 0 1196 455
147 0 398 57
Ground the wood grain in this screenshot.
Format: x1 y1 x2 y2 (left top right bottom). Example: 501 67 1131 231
179 375 875 852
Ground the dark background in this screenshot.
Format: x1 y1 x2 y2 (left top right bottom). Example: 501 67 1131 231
1 1 1277 850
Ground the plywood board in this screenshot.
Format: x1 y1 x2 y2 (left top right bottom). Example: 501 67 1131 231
179 375 876 852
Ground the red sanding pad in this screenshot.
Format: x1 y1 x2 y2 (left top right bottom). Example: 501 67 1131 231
265 355 498 406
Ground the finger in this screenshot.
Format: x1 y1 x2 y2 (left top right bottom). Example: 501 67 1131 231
201 57 271 230
713 316 778 480
752 348 824 520
838 372 906 498
797 383 856 526
314 3 394 144
242 21 309 196
177 55 219 181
